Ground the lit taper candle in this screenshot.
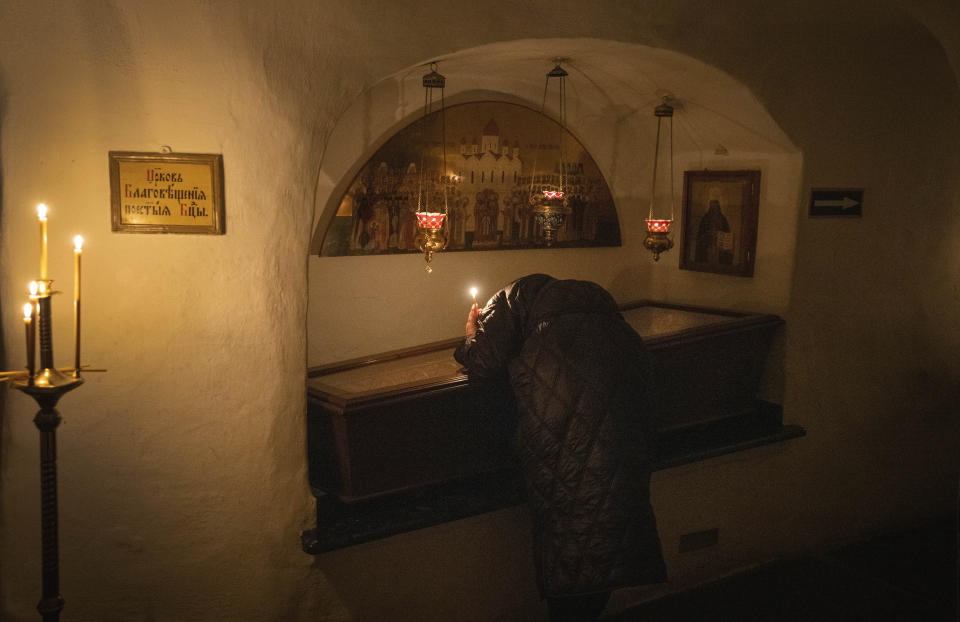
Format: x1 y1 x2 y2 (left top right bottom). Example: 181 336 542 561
24 302 35 382
37 204 48 280
470 286 478 306
73 235 83 376
29 281 40 329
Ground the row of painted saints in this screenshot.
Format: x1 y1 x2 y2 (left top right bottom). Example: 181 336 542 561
322 105 621 256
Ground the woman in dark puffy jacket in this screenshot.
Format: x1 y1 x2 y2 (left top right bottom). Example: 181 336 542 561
455 274 666 622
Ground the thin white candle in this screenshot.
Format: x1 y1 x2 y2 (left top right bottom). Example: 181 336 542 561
73 235 83 376
37 204 48 280
24 302 35 380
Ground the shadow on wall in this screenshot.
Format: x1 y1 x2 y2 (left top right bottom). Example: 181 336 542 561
610 259 655 301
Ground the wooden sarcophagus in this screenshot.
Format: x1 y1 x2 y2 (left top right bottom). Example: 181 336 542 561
306 301 785 505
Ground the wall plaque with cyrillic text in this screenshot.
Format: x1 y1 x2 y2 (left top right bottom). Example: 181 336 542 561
109 151 225 234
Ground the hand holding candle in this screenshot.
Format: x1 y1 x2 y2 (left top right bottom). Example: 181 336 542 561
466 286 481 338
465 304 479 339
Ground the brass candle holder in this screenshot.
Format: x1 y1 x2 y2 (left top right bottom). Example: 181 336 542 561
414 220 448 273
412 62 450 274
5 280 84 622
643 219 674 262
30 282 83 390
1 207 101 622
643 99 677 261
531 191 571 247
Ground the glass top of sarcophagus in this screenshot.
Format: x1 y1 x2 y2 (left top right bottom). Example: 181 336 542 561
307 302 773 401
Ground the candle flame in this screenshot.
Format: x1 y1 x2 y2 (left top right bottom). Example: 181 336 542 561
37 204 48 220
29 281 38 297
38 282 47 295
23 302 33 320
74 235 84 251
470 287 478 299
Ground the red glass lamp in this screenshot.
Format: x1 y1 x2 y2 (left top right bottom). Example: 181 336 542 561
643 99 676 261
529 61 572 246
414 62 449 273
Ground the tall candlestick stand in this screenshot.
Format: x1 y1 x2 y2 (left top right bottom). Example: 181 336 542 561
8 279 86 622
4 207 101 621
13 378 82 622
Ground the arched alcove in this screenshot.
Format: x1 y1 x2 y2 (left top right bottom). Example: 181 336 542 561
307 38 802 366
317 99 624 257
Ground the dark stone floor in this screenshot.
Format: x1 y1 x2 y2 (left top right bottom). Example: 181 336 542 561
608 516 958 622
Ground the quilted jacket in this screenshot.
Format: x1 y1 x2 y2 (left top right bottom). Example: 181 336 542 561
454 274 666 597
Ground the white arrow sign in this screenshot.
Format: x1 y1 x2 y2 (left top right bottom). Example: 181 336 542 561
813 197 860 210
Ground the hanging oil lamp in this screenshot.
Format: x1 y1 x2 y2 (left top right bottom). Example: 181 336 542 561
529 61 572 246
643 97 676 261
414 62 449 273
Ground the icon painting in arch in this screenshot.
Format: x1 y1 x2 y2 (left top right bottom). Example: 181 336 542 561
320 101 621 256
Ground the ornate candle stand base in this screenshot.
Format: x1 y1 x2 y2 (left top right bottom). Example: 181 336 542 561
13 374 83 622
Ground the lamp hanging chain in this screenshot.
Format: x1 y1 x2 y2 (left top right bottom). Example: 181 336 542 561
669 113 675 221
413 62 449 272
648 115 663 221
529 63 569 201
559 71 566 194
528 74 551 204
644 99 676 261
649 99 676 222
418 62 448 215
440 81 447 214
418 83 428 213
